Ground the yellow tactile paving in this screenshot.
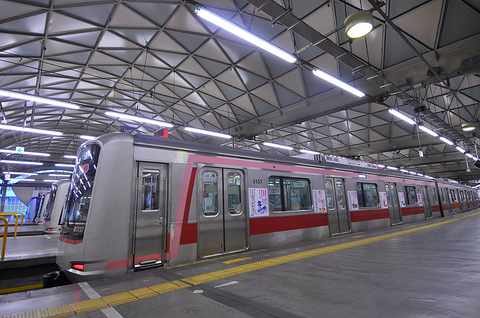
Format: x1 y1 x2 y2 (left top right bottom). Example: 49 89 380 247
222 257 252 264
102 292 137 306
70 298 107 315
37 305 74 318
3 211 479 318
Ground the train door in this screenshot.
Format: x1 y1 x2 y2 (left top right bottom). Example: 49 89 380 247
198 168 248 258
386 183 402 225
420 186 433 219
444 188 453 214
325 178 351 235
133 162 167 269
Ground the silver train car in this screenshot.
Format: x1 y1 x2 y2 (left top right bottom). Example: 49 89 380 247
57 133 479 282
43 179 70 233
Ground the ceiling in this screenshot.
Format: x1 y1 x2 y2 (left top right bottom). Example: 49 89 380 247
0 0 480 185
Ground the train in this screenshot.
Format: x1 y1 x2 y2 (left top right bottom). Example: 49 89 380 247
56 132 480 283
42 179 70 233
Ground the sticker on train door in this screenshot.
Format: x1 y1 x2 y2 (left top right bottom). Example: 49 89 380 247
417 192 423 206
398 192 406 207
249 188 269 217
313 190 327 213
347 191 359 211
379 192 388 209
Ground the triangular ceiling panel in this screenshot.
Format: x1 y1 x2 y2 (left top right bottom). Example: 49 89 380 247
165 30 208 53
99 32 143 49
194 39 230 63
236 51 270 78
0 12 47 34
165 6 208 34
231 94 258 117
275 68 305 97
109 4 157 28
58 3 115 26
54 31 103 48
216 38 256 63
151 51 188 67
250 94 278 117
195 56 230 78
273 83 303 108
124 2 178 26
260 50 297 79
236 68 268 91
439 0 480 47
251 83 279 108
48 12 97 34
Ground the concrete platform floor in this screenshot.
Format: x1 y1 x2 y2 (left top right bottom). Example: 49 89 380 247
1 209 480 318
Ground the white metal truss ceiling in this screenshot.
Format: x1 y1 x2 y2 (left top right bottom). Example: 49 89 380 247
0 0 479 183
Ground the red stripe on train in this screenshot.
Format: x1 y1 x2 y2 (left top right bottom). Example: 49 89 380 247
349 209 390 222
250 214 329 235
399 206 425 216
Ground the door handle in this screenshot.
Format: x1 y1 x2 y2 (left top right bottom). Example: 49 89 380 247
155 217 163 225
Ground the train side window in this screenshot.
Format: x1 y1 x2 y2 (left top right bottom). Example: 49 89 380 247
440 188 445 203
227 172 242 215
431 188 438 204
325 180 335 210
460 191 465 202
450 189 456 202
202 171 218 216
268 176 312 212
356 183 379 207
405 186 417 205
142 169 160 210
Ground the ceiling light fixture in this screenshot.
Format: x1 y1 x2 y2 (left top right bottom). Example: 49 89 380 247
2 171 38 176
345 10 374 38
456 146 466 154
461 122 476 132
55 163 75 168
418 125 439 137
0 149 50 157
299 149 321 155
263 142 294 151
312 69 365 97
195 7 297 64
389 109 416 125
439 137 454 146
466 153 479 161
105 111 173 127
5 178 35 182
386 166 398 170
64 155 77 159
0 124 63 136
0 159 43 165
0 89 80 109
48 174 71 177
79 135 96 140
184 126 232 139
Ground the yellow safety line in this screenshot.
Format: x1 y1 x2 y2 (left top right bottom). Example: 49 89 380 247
0 284 43 295
3 211 480 318
222 257 251 264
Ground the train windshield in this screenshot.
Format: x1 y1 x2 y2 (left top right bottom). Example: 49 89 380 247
62 143 101 227
44 184 57 221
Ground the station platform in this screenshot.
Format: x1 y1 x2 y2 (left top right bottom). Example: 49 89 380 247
1 209 480 318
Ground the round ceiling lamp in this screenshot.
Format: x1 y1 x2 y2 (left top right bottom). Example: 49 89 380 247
462 122 476 132
345 10 374 38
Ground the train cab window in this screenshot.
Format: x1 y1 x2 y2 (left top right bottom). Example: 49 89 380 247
356 183 379 207
61 143 101 236
268 176 312 212
44 184 57 221
431 188 438 204
202 171 218 217
142 170 160 210
405 186 417 205
227 172 242 215
325 180 334 209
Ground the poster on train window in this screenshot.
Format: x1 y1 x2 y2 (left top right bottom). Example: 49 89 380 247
248 188 269 217
398 192 406 207
347 191 359 211
379 192 388 208
313 190 327 213
417 193 423 206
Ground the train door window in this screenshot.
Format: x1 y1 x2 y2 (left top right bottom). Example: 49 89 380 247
227 172 242 215
335 180 345 209
325 179 335 209
440 188 445 203
431 188 438 204
450 189 456 202
460 191 465 202
356 183 379 207
202 171 218 216
405 186 417 205
142 170 160 210
268 176 312 212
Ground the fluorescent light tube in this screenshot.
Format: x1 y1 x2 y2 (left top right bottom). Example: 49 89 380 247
64 155 77 159
0 124 63 136
2 171 38 175
456 146 466 153
419 125 438 137
105 111 173 127
400 169 409 173
43 180 57 182
312 69 365 97
79 135 96 140
195 7 297 64
263 142 294 151
389 109 416 125
299 149 320 155
439 137 454 146
184 127 232 139
0 149 50 157
49 174 71 177
377 164 385 168
466 153 479 161
386 166 398 170
6 178 35 182
0 89 80 109
55 163 75 168
409 171 417 175
0 159 43 165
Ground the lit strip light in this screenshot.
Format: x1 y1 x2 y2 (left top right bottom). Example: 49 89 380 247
184 127 231 139
418 125 438 137
64 155 77 159
439 137 454 146
389 109 416 125
263 142 294 151
0 89 80 109
299 149 321 155
0 149 50 157
49 174 71 177
456 146 466 154
0 159 43 165
105 111 173 127
195 7 297 64
466 153 479 161
0 124 63 136
55 163 75 168
2 171 38 175
386 166 398 170
79 135 95 140
6 178 35 182
312 69 365 97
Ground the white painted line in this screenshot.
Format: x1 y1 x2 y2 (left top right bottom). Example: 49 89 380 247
214 281 239 288
78 281 124 318
193 290 204 294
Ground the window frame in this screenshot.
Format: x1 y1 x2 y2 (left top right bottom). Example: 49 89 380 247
268 176 312 213
356 182 380 208
405 186 417 205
